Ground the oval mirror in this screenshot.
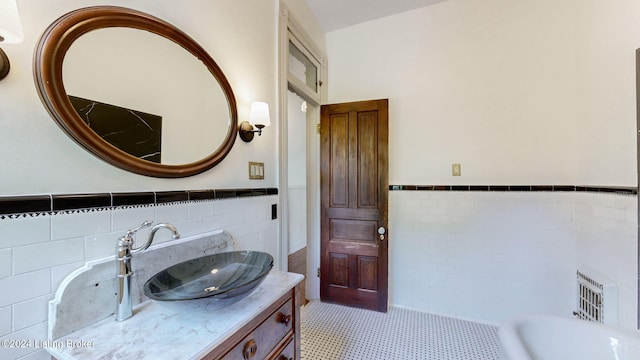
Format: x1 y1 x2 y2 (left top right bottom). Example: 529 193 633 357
33 6 238 177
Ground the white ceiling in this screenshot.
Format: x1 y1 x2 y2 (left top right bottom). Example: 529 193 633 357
304 0 449 32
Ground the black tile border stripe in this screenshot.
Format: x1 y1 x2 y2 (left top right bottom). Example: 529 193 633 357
52 193 111 212
112 192 156 207
0 187 279 216
2 185 634 216
155 191 189 204
389 185 638 194
188 190 215 201
0 195 52 215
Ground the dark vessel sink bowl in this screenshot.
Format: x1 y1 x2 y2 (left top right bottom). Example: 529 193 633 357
143 251 273 301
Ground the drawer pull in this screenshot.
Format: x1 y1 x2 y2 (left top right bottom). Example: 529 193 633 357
278 313 291 327
242 339 258 359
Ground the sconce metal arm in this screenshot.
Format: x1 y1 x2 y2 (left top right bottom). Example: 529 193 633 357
238 121 265 142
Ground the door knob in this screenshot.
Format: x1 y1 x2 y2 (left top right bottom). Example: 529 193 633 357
378 226 386 241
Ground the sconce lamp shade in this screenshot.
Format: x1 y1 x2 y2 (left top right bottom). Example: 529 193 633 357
239 101 271 142
249 101 271 128
0 0 23 43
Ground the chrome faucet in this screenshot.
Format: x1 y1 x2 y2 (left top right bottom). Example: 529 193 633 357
115 220 180 321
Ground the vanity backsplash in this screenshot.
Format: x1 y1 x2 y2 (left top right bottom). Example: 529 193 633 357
49 230 235 339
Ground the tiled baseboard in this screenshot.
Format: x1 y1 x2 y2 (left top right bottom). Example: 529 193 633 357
0 188 278 217
390 185 637 194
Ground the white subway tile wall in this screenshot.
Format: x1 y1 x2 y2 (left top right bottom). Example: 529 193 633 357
155 202 190 223
50 261 85 294
0 270 51 308
0 249 11 278
0 216 51 248
50 211 111 241
574 193 638 329
0 307 11 337
0 195 279 360
13 238 84 275
389 191 637 328
111 206 156 233
0 191 636 360
12 296 50 332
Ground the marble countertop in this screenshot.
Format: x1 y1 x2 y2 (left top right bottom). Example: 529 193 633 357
46 271 304 360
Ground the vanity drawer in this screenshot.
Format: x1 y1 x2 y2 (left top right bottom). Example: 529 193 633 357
221 298 293 360
271 337 295 360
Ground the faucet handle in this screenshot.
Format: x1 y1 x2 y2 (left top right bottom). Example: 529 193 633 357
126 220 153 237
132 222 180 253
120 221 154 248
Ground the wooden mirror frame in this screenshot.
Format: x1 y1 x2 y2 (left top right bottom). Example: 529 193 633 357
33 6 238 178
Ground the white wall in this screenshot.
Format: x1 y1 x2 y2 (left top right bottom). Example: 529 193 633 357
325 0 639 328
0 1 286 359
326 0 640 186
0 0 279 195
574 0 640 184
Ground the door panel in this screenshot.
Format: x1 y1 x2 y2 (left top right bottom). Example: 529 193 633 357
329 253 349 287
331 219 376 242
358 256 378 291
330 114 349 208
320 99 388 312
357 111 378 208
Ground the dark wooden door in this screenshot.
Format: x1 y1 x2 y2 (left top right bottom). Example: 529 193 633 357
320 99 388 312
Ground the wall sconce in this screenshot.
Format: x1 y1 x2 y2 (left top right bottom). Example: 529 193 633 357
239 101 271 142
0 0 24 81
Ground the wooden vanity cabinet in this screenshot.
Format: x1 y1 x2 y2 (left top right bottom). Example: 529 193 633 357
203 285 301 360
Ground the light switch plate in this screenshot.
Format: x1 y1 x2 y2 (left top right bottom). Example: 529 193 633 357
452 163 461 176
249 162 264 180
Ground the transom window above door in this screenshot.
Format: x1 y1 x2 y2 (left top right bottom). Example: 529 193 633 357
288 36 321 103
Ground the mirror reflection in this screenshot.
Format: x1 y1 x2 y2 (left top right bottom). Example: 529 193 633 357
34 6 237 177
63 27 230 165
